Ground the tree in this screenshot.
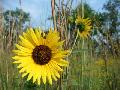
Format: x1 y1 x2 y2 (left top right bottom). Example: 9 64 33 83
102 0 120 56
104 0 120 35
3 8 30 30
3 8 30 51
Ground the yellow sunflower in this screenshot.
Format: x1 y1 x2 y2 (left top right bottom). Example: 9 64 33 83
12 28 69 85
75 16 92 38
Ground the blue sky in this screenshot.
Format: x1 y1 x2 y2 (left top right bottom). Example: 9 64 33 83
3 0 108 27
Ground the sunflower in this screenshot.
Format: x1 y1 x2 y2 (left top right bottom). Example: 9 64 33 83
75 16 92 38
12 28 69 85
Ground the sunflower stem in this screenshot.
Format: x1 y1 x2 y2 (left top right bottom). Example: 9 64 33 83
81 38 85 89
69 30 79 55
45 84 47 90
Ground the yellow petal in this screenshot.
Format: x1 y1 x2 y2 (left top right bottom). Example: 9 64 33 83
33 74 38 83
53 50 70 58
46 64 52 85
41 66 47 84
15 44 33 52
34 28 42 39
46 30 60 45
32 65 42 83
48 63 57 81
55 59 69 67
23 31 36 46
53 70 60 78
22 73 28 78
27 73 33 81
29 28 39 45
13 60 20 64
34 28 44 45
19 35 35 49
19 68 26 73
50 60 63 71
52 74 57 81
49 62 61 78
37 77 41 85
12 50 32 56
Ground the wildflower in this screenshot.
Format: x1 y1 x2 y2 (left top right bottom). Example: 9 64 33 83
95 59 105 66
12 28 69 85
95 59 113 66
75 16 92 38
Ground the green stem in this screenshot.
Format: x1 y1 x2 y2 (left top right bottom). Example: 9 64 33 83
69 30 79 55
45 84 46 90
81 38 85 89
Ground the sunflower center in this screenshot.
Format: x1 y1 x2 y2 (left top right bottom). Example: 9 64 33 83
77 23 85 32
32 45 52 65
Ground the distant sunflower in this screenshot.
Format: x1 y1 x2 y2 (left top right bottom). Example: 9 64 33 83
12 28 69 85
75 16 92 38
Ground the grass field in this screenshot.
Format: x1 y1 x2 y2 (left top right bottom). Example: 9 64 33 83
0 0 120 90
0 39 120 90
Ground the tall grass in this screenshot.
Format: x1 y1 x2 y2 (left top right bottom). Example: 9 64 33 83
0 0 120 90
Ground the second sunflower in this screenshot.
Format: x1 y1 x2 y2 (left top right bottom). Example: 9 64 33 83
75 16 92 38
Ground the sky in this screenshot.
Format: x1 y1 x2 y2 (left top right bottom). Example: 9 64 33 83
3 0 108 28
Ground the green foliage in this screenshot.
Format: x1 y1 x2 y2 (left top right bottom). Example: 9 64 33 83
75 3 94 18
103 0 120 35
68 3 95 29
3 8 30 26
91 0 120 56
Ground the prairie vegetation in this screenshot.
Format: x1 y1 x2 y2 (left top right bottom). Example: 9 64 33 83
0 0 120 90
